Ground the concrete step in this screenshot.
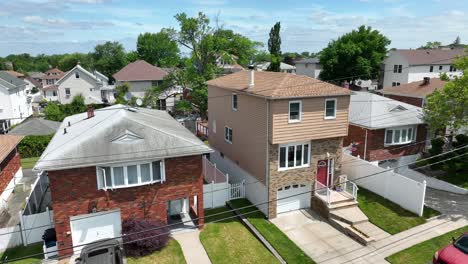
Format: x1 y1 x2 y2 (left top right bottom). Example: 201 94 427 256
330 206 369 225
329 218 375 245
328 200 359 210
353 221 391 241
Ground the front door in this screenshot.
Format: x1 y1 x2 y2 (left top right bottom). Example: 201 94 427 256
317 160 328 186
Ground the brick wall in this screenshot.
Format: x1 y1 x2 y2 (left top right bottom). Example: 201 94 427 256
344 124 427 162
0 150 20 194
48 155 204 257
385 94 424 107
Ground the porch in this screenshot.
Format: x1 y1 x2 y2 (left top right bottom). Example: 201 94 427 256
314 175 358 205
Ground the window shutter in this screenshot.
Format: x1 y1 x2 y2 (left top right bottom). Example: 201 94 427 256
96 167 104 190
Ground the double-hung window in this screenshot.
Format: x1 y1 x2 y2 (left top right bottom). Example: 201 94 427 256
385 126 416 145
232 93 238 111
224 126 232 143
325 98 337 119
393 65 402 73
65 88 71 97
279 142 310 170
288 101 302 122
430 66 434 72
96 160 165 190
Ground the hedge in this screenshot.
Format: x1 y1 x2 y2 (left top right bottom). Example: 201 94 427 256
18 134 54 158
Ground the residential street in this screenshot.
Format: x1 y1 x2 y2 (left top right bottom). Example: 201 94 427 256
425 188 468 217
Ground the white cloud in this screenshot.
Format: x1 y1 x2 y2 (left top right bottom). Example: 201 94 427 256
22 15 114 29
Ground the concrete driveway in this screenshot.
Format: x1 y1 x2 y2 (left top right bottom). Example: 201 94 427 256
270 209 365 264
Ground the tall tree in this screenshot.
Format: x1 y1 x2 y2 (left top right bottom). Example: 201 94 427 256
453 36 461 46
319 25 390 81
91 41 127 82
423 52 468 132
419 41 442 50
137 30 180 67
58 53 92 71
267 22 281 72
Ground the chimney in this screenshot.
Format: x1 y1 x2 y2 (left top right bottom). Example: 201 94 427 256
423 77 430 85
87 105 94 119
248 64 255 89
342 80 350 89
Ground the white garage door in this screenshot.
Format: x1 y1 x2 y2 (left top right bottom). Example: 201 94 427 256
277 184 311 214
70 209 122 253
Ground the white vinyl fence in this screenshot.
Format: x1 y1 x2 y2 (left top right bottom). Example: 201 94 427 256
203 156 245 209
342 153 427 216
24 171 50 215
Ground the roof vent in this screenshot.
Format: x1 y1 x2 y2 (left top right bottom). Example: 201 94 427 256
87 105 94 119
423 77 430 85
248 62 255 89
63 128 67 134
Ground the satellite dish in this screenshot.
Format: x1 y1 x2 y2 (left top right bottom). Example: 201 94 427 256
124 92 132 102
136 98 143 106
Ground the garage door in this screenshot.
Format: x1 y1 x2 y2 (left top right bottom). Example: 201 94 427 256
277 184 311 214
70 209 122 253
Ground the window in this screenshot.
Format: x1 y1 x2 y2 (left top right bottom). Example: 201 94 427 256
392 82 401 87
278 142 310 170
75 72 80 78
288 101 302 122
232 93 238 111
52 91 57 96
96 160 165 190
393 65 402 73
439 65 443 71
65 88 71 97
384 126 417 145
450 65 457 72
325 98 337 119
224 126 232 143
430 66 434 72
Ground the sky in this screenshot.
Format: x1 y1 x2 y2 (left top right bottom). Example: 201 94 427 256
1 0 468 56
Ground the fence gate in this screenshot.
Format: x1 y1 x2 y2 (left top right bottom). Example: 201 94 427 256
229 180 245 200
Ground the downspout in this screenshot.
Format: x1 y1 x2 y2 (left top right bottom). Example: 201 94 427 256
265 99 270 218
363 129 368 160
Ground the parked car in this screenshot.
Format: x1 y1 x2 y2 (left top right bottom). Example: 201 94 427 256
433 233 468 264
75 239 123 264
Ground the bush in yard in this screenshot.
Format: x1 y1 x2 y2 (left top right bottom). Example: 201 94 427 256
18 135 54 158
44 102 65 122
122 218 169 257
429 137 445 169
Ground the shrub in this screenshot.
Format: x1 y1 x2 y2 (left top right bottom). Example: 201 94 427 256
18 135 54 158
429 137 445 170
122 218 169 257
44 102 65 122
31 87 39 94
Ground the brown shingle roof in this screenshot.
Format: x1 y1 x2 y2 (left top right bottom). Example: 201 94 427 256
0 135 23 162
25 76 42 88
206 70 351 98
1 70 24 78
113 60 168 81
396 49 466 65
41 84 58 91
382 78 447 98
42 68 65 80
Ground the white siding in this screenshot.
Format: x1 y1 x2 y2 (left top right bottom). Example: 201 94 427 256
408 65 463 83
296 63 322 79
115 80 152 99
57 70 101 104
0 84 32 125
382 51 410 88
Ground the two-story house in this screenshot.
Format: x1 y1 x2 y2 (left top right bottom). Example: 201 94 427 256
381 48 464 88
207 69 351 219
56 64 114 104
41 68 64 87
34 105 212 256
0 71 32 130
343 92 426 169
295 57 322 79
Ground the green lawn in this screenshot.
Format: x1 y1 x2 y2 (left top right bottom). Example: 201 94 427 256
0 243 43 264
229 199 315 264
127 239 186 264
386 225 468 264
20 157 40 169
357 187 440 235
200 207 278 264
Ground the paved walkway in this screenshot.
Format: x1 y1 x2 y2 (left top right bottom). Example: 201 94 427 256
425 188 468 217
172 229 211 264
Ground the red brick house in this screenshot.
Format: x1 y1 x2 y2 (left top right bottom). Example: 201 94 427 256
0 135 23 208
343 92 427 167
381 77 447 107
34 105 212 256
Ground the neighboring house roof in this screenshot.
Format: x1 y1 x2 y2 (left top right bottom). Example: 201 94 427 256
0 135 23 162
257 62 296 71
56 64 108 85
349 92 424 129
1 70 24 78
113 60 168 81
25 76 42 88
394 49 465 65
0 71 27 90
35 104 212 171
42 68 65 80
42 85 58 91
9 118 60 136
27 72 44 79
382 78 447 98
294 58 320 64
207 70 351 99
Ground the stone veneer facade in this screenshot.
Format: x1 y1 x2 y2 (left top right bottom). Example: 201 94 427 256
267 137 343 218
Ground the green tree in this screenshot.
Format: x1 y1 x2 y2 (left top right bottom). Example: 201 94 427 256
137 30 180 67
58 53 92 71
213 29 262 66
267 22 281 72
453 36 461 46
44 102 65 122
115 83 131 105
419 41 442 50
319 25 390 81
91 41 127 81
126 51 139 63
423 52 468 132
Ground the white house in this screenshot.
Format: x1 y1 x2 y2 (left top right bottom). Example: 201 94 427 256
381 49 464 88
0 71 32 130
56 64 114 104
295 57 322 78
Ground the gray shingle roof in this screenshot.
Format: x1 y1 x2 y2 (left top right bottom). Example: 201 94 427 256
349 92 424 129
35 105 212 171
9 118 60 136
294 58 320 64
0 71 27 90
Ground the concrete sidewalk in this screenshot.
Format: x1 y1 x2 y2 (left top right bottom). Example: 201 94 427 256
172 230 211 264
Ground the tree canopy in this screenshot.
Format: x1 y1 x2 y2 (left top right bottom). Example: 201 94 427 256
267 22 281 72
319 25 390 81
91 41 127 81
137 30 180 67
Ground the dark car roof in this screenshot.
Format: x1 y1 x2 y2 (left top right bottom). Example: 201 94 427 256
82 239 120 252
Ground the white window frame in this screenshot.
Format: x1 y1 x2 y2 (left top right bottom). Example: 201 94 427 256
384 125 417 146
231 93 238 111
324 98 337 119
65 88 71 97
96 160 165 190
224 126 232 144
278 141 310 171
288 100 302 123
